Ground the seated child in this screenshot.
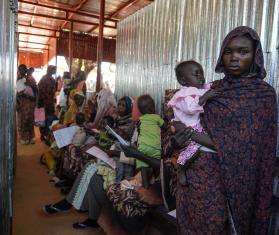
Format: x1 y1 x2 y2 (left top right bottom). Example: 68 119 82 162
167 60 219 185
136 94 164 188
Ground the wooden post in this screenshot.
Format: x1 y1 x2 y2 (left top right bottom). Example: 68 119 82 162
55 37 58 77
47 48 50 65
69 22 74 76
96 0 105 92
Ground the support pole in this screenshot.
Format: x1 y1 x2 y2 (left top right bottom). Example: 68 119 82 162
69 22 74 76
96 0 105 92
55 37 58 77
47 48 50 65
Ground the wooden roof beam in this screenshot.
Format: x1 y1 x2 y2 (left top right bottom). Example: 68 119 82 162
61 0 89 29
18 23 58 32
19 47 48 50
18 0 118 23
18 10 116 29
18 31 58 38
88 0 140 33
19 40 49 46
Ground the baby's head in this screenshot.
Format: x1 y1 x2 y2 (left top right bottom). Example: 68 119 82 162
175 60 205 88
76 112 86 126
137 94 156 115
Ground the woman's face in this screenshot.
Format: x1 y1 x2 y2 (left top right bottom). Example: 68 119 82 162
222 36 254 76
117 99 126 116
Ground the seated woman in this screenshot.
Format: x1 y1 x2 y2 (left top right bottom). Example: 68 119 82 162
63 91 85 125
59 113 87 184
89 87 117 129
42 96 135 230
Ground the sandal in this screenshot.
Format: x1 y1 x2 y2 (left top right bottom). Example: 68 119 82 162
42 204 70 214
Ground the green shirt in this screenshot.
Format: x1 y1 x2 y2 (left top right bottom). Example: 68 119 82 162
137 114 164 168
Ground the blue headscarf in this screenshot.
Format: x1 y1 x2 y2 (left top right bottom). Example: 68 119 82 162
120 96 132 116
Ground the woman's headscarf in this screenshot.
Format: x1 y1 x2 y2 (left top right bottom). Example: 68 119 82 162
119 96 133 116
202 26 277 233
18 64 28 80
215 26 266 79
116 96 134 140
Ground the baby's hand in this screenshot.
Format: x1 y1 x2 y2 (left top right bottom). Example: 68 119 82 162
199 90 220 106
170 121 186 134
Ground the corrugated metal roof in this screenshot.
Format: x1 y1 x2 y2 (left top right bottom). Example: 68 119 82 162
18 0 154 52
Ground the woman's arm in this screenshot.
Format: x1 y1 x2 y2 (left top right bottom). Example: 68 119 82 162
120 145 160 169
172 121 216 150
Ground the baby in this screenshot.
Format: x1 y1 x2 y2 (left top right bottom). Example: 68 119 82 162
136 94 164 188
168 60 219 185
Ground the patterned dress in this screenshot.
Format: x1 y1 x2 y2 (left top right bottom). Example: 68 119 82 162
177 26 277 234
16 77 37 142
38 74 56 115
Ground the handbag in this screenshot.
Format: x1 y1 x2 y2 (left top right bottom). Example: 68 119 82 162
34 107 46 127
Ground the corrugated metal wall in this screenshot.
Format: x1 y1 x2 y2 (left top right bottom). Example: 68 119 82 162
0 0 17 234
115 0 279 113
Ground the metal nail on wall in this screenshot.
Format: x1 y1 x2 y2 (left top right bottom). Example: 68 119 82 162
0 0 17 234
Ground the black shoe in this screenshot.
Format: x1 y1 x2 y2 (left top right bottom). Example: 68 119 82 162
73 219 100 230
42 204 70 215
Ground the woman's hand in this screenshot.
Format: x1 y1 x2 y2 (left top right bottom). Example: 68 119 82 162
199 90 221 106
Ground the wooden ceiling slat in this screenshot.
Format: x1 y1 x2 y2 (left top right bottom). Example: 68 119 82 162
18 10 116 29
19 40 49 45
61 0 89 29
18 0 118 23
18 32 58 38
88 0 153 33
18 23 58 32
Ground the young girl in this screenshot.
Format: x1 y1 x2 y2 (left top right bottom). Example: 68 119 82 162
168 60 218 184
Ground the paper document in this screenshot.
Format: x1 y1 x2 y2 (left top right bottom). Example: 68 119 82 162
168 209 176 218
53 126 78 148
105 125 129 146
86 146 116 169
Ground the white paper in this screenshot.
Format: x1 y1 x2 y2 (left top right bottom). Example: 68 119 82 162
105 125 129 146
168 209 176 218
53 126 78 148
86 146 116 169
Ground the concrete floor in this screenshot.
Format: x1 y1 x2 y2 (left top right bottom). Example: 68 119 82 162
13 133 105 235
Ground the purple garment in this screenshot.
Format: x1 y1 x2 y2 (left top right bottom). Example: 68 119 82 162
177 26 277 234
177 123 204 165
